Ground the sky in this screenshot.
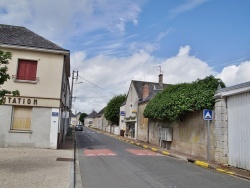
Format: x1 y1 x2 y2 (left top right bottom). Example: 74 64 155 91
1 0 250 114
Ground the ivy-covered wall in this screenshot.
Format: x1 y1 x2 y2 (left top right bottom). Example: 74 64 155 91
144 76 225 121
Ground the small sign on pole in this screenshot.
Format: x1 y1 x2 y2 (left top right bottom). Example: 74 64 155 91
203 109 213 162
203 109 213 120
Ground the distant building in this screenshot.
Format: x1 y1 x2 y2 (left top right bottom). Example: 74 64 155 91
0 24 70 149
92 108 106 130
70 112 77 127
84 111 97 127
75 112 82 124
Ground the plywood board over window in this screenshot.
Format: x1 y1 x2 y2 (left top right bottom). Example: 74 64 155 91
12 107 32 130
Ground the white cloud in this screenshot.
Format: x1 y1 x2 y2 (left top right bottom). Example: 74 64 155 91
0 0 142 44
71 45 214 113
156 28 173 42
216 61 250 86
168 0 209 19
161 45 215 84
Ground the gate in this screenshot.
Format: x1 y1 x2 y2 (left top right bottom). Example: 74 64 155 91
227 92 250 170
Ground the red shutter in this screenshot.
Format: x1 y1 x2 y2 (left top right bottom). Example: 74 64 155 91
17 60 26 80
17 60 37 81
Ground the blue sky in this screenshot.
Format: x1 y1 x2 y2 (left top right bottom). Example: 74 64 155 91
64 0 250 72
1 0 250 113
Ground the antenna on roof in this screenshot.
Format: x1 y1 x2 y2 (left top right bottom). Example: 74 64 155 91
157 65 164 75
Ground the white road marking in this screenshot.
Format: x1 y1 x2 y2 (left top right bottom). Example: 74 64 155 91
87 135 94 142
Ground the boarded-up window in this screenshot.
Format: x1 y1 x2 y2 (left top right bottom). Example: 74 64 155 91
17 59 37 81
12 107 32 130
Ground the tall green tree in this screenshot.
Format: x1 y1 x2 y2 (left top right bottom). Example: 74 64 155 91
0 50 19 104
79 113 88 123
104 94 126 125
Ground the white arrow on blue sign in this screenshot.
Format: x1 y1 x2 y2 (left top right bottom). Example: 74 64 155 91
203 109 213 120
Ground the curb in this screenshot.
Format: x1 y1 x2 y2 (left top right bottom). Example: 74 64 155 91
75 134 83 188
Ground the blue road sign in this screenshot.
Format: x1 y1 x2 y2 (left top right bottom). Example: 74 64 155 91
203 109 213 120
120 111 125 116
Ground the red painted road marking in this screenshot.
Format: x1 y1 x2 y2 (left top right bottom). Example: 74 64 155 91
126 149 163 156
84 149 116 156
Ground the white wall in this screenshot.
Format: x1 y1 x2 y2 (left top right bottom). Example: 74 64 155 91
1 48 64 99
0 105 54 148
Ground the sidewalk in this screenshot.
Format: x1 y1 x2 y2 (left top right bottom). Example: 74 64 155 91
94 128 250 181
0 135 74 188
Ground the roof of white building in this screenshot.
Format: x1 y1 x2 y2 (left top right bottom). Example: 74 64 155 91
0 24 68 52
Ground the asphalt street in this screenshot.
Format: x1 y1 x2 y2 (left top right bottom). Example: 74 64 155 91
76 127 250 188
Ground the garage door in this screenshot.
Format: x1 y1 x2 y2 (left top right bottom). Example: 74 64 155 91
227 92 250 170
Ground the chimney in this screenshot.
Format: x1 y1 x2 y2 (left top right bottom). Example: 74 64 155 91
159 74 163 88
142 83 149 100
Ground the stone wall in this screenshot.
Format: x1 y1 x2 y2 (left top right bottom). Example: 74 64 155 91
147 110 216 161
138 103 149 142
214 98 228 164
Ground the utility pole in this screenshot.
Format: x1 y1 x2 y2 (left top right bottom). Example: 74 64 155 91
69 69 78 136
70 69 79 107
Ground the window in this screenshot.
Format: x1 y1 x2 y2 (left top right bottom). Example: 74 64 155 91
12 106 32 130
16 59 37 81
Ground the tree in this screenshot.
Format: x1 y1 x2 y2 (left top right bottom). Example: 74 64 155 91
79 113 88 123
0 50 19 104
104 94 126 125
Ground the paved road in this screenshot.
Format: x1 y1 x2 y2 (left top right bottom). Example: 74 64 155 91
77 127 250 188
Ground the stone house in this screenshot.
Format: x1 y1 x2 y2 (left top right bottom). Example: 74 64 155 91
0 24 71 149
120 74 168 139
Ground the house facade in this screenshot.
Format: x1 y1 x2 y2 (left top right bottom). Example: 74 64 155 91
84 111 97 127
121 74 168 139
92 108 106 130
0 24 70 149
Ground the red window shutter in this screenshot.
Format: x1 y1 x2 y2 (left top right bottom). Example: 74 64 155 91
17 60 27 80
17 60 37 81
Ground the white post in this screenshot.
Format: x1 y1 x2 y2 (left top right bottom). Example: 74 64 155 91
207 120 210 161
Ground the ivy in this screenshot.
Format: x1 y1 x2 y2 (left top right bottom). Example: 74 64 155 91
143 75 225 121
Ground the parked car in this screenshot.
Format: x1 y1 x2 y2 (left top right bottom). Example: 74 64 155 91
75 124 83 131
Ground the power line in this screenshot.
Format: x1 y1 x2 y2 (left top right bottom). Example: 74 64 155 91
77 95 113 99
78 75 116 96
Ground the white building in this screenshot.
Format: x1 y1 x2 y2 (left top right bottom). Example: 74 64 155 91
0 24 71 149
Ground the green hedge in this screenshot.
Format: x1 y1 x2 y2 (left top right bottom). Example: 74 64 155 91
143 75 225 121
